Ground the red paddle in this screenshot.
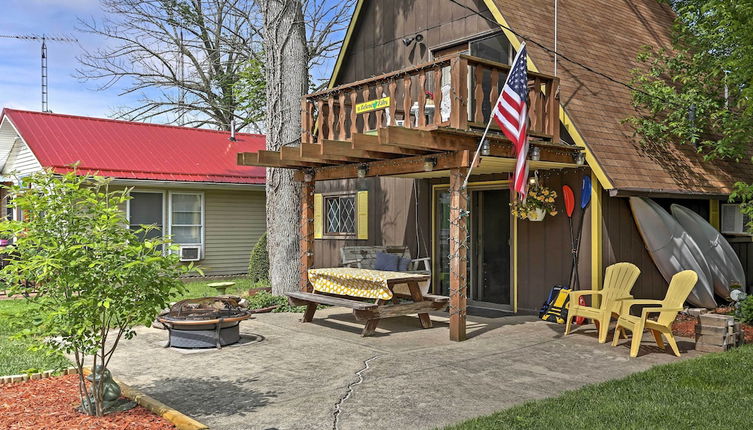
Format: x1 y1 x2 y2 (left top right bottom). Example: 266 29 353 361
563 186 575 218
563 185 585 324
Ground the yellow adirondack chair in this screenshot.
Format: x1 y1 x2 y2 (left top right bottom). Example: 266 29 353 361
612 270 698 358
565 262 641 343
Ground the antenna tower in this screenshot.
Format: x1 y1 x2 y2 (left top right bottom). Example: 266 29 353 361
0 34 79 112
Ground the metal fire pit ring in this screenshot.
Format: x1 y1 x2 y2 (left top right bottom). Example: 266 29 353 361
158 313 253 349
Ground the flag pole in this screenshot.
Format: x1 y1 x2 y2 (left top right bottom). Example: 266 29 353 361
461 115 495 190
461 42 527 190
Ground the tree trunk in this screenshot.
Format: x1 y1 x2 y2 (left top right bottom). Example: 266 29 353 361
260 0 308 295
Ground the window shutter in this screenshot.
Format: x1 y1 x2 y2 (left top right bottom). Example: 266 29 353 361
357 191 368 240
314 193 323 239
709 200 720 230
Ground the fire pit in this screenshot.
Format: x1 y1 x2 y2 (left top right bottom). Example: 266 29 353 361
157 297 252 349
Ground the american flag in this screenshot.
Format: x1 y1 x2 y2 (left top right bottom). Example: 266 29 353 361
492 43 529 198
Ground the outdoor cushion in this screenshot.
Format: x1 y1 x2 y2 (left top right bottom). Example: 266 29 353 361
374 252 400 271
398 257 411 272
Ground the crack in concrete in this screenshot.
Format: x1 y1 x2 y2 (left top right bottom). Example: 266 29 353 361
332 355 379 430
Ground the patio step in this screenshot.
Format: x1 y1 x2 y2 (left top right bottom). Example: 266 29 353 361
286 291 379 310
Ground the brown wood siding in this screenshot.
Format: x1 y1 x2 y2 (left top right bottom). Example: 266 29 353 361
516 169 590 311
601 195 666 300
314 177 431 267
335 0 497 85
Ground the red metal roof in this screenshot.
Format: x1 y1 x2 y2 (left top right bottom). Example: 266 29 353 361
0 108 266 184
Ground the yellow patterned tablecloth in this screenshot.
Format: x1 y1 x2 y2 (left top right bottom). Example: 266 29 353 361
308 267 429 300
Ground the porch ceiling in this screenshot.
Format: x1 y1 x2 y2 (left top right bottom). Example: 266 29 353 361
237 126 582 181
393 156 579 179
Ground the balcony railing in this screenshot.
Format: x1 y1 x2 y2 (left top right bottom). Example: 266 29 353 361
301 53 560 145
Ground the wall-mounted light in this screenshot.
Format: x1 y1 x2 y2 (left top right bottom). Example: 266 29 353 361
357 164 368 178
402 33 424 46
481 140 490 156
574 152 586 166
423 157 437 172
530 146 541 161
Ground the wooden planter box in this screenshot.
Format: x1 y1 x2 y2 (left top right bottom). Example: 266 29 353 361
695 314 743 353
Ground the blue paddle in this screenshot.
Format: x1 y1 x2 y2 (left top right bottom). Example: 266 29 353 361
570 176 592 291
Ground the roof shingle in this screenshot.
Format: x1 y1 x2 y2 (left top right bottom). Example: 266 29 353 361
494 0 753 195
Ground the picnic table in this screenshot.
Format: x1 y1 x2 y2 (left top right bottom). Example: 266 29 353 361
286 267 449 336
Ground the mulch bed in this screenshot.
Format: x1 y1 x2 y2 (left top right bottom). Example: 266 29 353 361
0 374 174 429
672 309 753 344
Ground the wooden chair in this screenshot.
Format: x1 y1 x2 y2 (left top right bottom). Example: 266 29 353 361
612 270 698 358
565 262 641 343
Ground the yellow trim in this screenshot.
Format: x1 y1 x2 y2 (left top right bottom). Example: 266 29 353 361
481 0 614 190
431 180 517 310
709 199 720 230
357 190 369 239
327 0 365 89
513 216 518 312
590 174 603 305
314 193 323 239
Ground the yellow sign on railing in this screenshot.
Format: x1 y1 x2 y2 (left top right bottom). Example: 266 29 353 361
355 97 390 114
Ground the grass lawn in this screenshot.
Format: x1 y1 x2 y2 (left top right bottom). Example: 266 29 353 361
445 344 753 429
173 276 268 301
0 300 71 376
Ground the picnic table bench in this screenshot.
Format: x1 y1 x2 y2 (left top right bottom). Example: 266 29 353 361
286 268 448 336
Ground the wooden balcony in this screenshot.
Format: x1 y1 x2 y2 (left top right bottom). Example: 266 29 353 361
237 53 577 179
301 53 560 145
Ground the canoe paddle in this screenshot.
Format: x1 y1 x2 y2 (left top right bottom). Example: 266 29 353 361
571 176 592 291
562 185 577 290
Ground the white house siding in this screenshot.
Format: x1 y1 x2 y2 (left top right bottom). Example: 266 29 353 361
203 188 266 275
0 118 22 170
2 136 43 177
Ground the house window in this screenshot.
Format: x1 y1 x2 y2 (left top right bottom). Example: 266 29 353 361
325 194 356 235
469 33 514 64
128 192 164 241
170 192 204 246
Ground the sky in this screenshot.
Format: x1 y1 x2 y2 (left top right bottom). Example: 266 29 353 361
0 0 141 117
0 0 343 123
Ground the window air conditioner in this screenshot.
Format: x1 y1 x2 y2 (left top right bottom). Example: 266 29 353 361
721 204 747 234
179 246 201 262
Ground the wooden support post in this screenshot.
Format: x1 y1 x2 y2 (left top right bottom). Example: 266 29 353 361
449 168 468 342
300 179 315 292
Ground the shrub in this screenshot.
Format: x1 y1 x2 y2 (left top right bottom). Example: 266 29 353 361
246 290 312 313
0 170 194 416
248 231 269 282
737 295 753 325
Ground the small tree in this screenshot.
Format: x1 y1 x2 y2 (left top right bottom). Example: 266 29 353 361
0 170 192 416
248 231 269 283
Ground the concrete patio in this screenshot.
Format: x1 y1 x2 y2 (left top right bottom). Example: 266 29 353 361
107 308 700 430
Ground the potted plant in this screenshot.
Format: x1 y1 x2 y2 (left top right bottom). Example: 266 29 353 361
510 183 559 221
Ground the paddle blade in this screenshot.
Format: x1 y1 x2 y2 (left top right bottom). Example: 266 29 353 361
575 296 587 325
580 176 592 209
562 185 575 217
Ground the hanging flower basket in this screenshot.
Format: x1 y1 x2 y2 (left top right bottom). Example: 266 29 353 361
527 208 547 222
510 184 558 221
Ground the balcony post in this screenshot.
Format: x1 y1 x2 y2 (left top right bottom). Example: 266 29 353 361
300 176 315 292
301 99 313 144
450 56 468 130
548 78 561 143
449 167 468 341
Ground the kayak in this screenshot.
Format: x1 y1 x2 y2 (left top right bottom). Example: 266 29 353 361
629 197 716 308
671 204 745 301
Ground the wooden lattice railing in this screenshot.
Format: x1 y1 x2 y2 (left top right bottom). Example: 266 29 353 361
301 53 560 144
